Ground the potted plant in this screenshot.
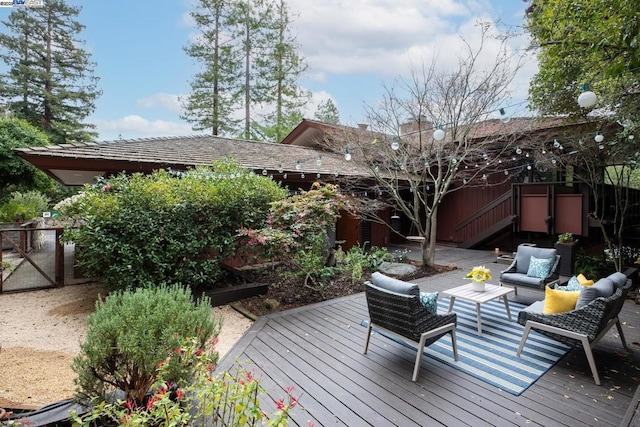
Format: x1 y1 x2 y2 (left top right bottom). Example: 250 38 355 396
555 232 577 276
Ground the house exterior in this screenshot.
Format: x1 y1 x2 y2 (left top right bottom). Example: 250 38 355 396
16 117 632 252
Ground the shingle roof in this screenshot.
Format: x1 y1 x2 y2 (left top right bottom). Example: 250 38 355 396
16 134 372 178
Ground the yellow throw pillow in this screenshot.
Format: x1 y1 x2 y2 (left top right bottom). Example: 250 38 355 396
577 273 594 287
542 285 580 314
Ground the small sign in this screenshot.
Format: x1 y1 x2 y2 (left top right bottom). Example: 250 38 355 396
43 211 51 218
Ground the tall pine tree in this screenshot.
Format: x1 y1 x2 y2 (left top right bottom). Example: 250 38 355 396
0 0 101 144
256 0 309 142
183 0 308 141
181 0 243 136
314 99 340 124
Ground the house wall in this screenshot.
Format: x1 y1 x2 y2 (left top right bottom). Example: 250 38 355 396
436 180 512 244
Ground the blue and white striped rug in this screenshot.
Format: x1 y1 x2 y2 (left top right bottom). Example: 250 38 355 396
362 298 571 396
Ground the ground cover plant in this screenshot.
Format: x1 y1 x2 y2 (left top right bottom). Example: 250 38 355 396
60 160 288 291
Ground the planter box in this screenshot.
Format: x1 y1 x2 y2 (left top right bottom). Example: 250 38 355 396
200 282 268 307
555 243 576 277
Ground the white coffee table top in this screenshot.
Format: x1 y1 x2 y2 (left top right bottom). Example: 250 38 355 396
441 283 514 336
442 282 514 303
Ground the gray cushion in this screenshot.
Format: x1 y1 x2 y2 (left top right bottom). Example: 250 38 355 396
608 272 628 290
575 277 615 309
371 272 419 296
501 272 545 288
515 245 557 274
521 300 545 314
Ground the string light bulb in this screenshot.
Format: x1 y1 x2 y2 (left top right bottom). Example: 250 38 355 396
577 83 597 108
433 127 445 141
316 155 322 166
277 164 284 174
594 133 604 143
391 136 400 150
295 160 301 171
499 108 510 124
344 148 351 161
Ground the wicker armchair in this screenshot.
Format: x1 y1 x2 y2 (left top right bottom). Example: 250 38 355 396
516 275 631 385
363 273 458 382
499 244 561 295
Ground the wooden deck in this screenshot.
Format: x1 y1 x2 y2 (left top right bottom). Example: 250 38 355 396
217 248 639 426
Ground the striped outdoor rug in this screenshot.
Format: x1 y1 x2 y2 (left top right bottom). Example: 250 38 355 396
363 298 571 396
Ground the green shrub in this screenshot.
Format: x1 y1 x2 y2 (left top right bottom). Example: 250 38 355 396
335 245 392 284
238 183 353 294
0 190 49 222
72 285 220 406
73 338 298 426
61 159 288 291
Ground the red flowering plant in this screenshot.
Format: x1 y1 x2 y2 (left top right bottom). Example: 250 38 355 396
73 337 299 426
237 183 355 295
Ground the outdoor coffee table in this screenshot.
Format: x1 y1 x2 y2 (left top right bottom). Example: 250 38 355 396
442 283 514 336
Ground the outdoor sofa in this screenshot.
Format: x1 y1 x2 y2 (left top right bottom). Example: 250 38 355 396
516 271 632 385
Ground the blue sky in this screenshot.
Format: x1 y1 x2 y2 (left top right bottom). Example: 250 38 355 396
1 0 537 141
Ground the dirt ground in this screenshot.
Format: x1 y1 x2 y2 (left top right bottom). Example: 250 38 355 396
0 283 253 409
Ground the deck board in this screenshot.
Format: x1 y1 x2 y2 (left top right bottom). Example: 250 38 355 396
217 255 640 426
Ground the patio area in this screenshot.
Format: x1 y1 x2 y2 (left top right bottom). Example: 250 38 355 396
216 246 639 426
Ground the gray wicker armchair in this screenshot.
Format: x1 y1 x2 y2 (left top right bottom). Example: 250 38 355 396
499 244 561 295
363 273 458 381
516 272 631 385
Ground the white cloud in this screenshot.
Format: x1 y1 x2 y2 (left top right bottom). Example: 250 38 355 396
136 93 184 114
93 115 200 141
288 0 497 78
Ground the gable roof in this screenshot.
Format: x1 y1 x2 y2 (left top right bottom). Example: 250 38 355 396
16 134 371 186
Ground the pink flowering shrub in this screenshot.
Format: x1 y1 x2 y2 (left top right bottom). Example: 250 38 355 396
73 338 300 426
237 183 354 294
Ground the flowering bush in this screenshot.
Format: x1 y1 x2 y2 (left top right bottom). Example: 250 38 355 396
464 265 492 283
72 338 300 427
73 285 220 406
237 183 354 293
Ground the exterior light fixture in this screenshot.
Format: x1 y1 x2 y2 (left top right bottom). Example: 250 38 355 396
344 148 351 161
499 108 510 124
577 84 597 108
391 136 400 150
433 127 445 141
594 133 604 143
